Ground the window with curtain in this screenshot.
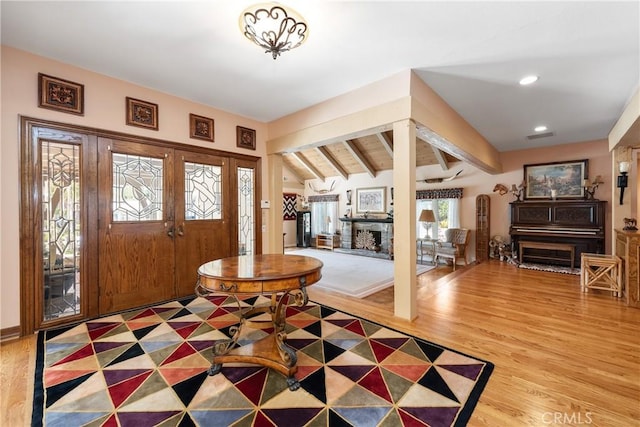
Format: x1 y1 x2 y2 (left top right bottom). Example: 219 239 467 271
308 194 339 236
416 188 462 240
416 199 460 240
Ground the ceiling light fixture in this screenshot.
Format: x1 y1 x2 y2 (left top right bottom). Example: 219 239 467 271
534 125 548 132
239 3 308 60
519 75 539 85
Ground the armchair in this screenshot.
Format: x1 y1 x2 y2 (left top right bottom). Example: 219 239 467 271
434 228 470 271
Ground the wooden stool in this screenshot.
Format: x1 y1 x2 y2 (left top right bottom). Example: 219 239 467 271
580 253 622 297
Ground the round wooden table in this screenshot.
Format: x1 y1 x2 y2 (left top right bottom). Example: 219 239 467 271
196 254 323 390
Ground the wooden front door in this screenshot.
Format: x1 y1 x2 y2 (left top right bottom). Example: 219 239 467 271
21 118 262 335
174 150 231 297
98 138 176 313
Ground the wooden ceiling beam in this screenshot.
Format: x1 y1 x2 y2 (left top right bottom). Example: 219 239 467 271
283 154 311 182
290 152 325 181
315 146 349 180
431 145 449 170
282 161 305 184
343 140 376 178
418 135 449 170
375 132 394 158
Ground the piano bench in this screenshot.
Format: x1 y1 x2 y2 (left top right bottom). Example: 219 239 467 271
580 253 622 297
518 241 575 269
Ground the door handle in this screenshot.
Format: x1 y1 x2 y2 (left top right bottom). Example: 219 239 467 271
177 225 184 237
167 227 175 238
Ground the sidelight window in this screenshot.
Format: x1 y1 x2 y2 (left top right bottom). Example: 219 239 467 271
237 167 255 255
42 141 81 320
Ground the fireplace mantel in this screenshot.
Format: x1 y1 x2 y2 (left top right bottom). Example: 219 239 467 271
339 217 393 224
339 217 394 259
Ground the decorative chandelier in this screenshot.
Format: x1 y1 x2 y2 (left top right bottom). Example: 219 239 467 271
239 3 308 60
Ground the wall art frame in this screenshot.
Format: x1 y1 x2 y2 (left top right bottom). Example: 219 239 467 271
356 187 386 214
126 97 158 130
38 73 84 115
524 159 588 199
283 193 297 221
236 126 256 150
189 113 214 142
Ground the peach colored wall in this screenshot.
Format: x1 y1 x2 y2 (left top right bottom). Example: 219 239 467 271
492 139 612 249
1 46 269 330
609 87 639 149
409 72 502 174
268 70 411 140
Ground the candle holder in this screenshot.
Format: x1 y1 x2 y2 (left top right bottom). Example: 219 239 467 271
618 162 630 205
510 182 526 202
583 175 603 200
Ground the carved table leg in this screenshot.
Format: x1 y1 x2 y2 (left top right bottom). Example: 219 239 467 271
207 295 244 376
205 283 310 389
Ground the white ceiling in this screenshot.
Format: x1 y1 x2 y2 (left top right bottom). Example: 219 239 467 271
2 1 638 152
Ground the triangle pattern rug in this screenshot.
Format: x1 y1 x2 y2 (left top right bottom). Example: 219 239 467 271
33 295 494 427
290 248 435 298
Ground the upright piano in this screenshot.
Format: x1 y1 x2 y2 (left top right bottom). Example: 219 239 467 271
509 200 606 267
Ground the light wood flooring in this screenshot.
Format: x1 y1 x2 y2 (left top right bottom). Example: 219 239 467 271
2 260 638 426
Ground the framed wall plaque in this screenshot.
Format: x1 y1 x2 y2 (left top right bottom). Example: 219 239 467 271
236 126 256 150
189 114 214 142
38 73 84 115
126 97 158 130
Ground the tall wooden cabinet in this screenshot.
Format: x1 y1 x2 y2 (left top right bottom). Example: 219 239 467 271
615 229 640 307
476 195 490 262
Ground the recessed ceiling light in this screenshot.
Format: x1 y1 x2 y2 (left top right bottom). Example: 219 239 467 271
534 125 548 132
519 75 539 85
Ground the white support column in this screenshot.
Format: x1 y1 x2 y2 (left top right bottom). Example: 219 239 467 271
392 119 417 320
267 153 284 254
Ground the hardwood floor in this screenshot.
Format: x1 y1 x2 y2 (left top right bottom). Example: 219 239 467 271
2 260 638 426
311 260 639 426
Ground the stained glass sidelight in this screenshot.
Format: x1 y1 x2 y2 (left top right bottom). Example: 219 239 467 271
185 162 222 220
42 141 81 320
237 167 255 255
112 153 163 221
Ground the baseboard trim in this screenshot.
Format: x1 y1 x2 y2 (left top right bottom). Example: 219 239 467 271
0 325 21 342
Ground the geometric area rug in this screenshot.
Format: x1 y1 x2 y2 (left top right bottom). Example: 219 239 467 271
33 295 494 427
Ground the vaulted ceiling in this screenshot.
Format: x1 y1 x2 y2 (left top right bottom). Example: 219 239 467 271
282 131 461 182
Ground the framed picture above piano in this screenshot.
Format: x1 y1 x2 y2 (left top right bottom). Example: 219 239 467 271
524 159 588 200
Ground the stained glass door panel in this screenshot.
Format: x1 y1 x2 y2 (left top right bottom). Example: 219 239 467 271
97 138 176 313
237 166 255 256
41 141 81 321
174 151 231 297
